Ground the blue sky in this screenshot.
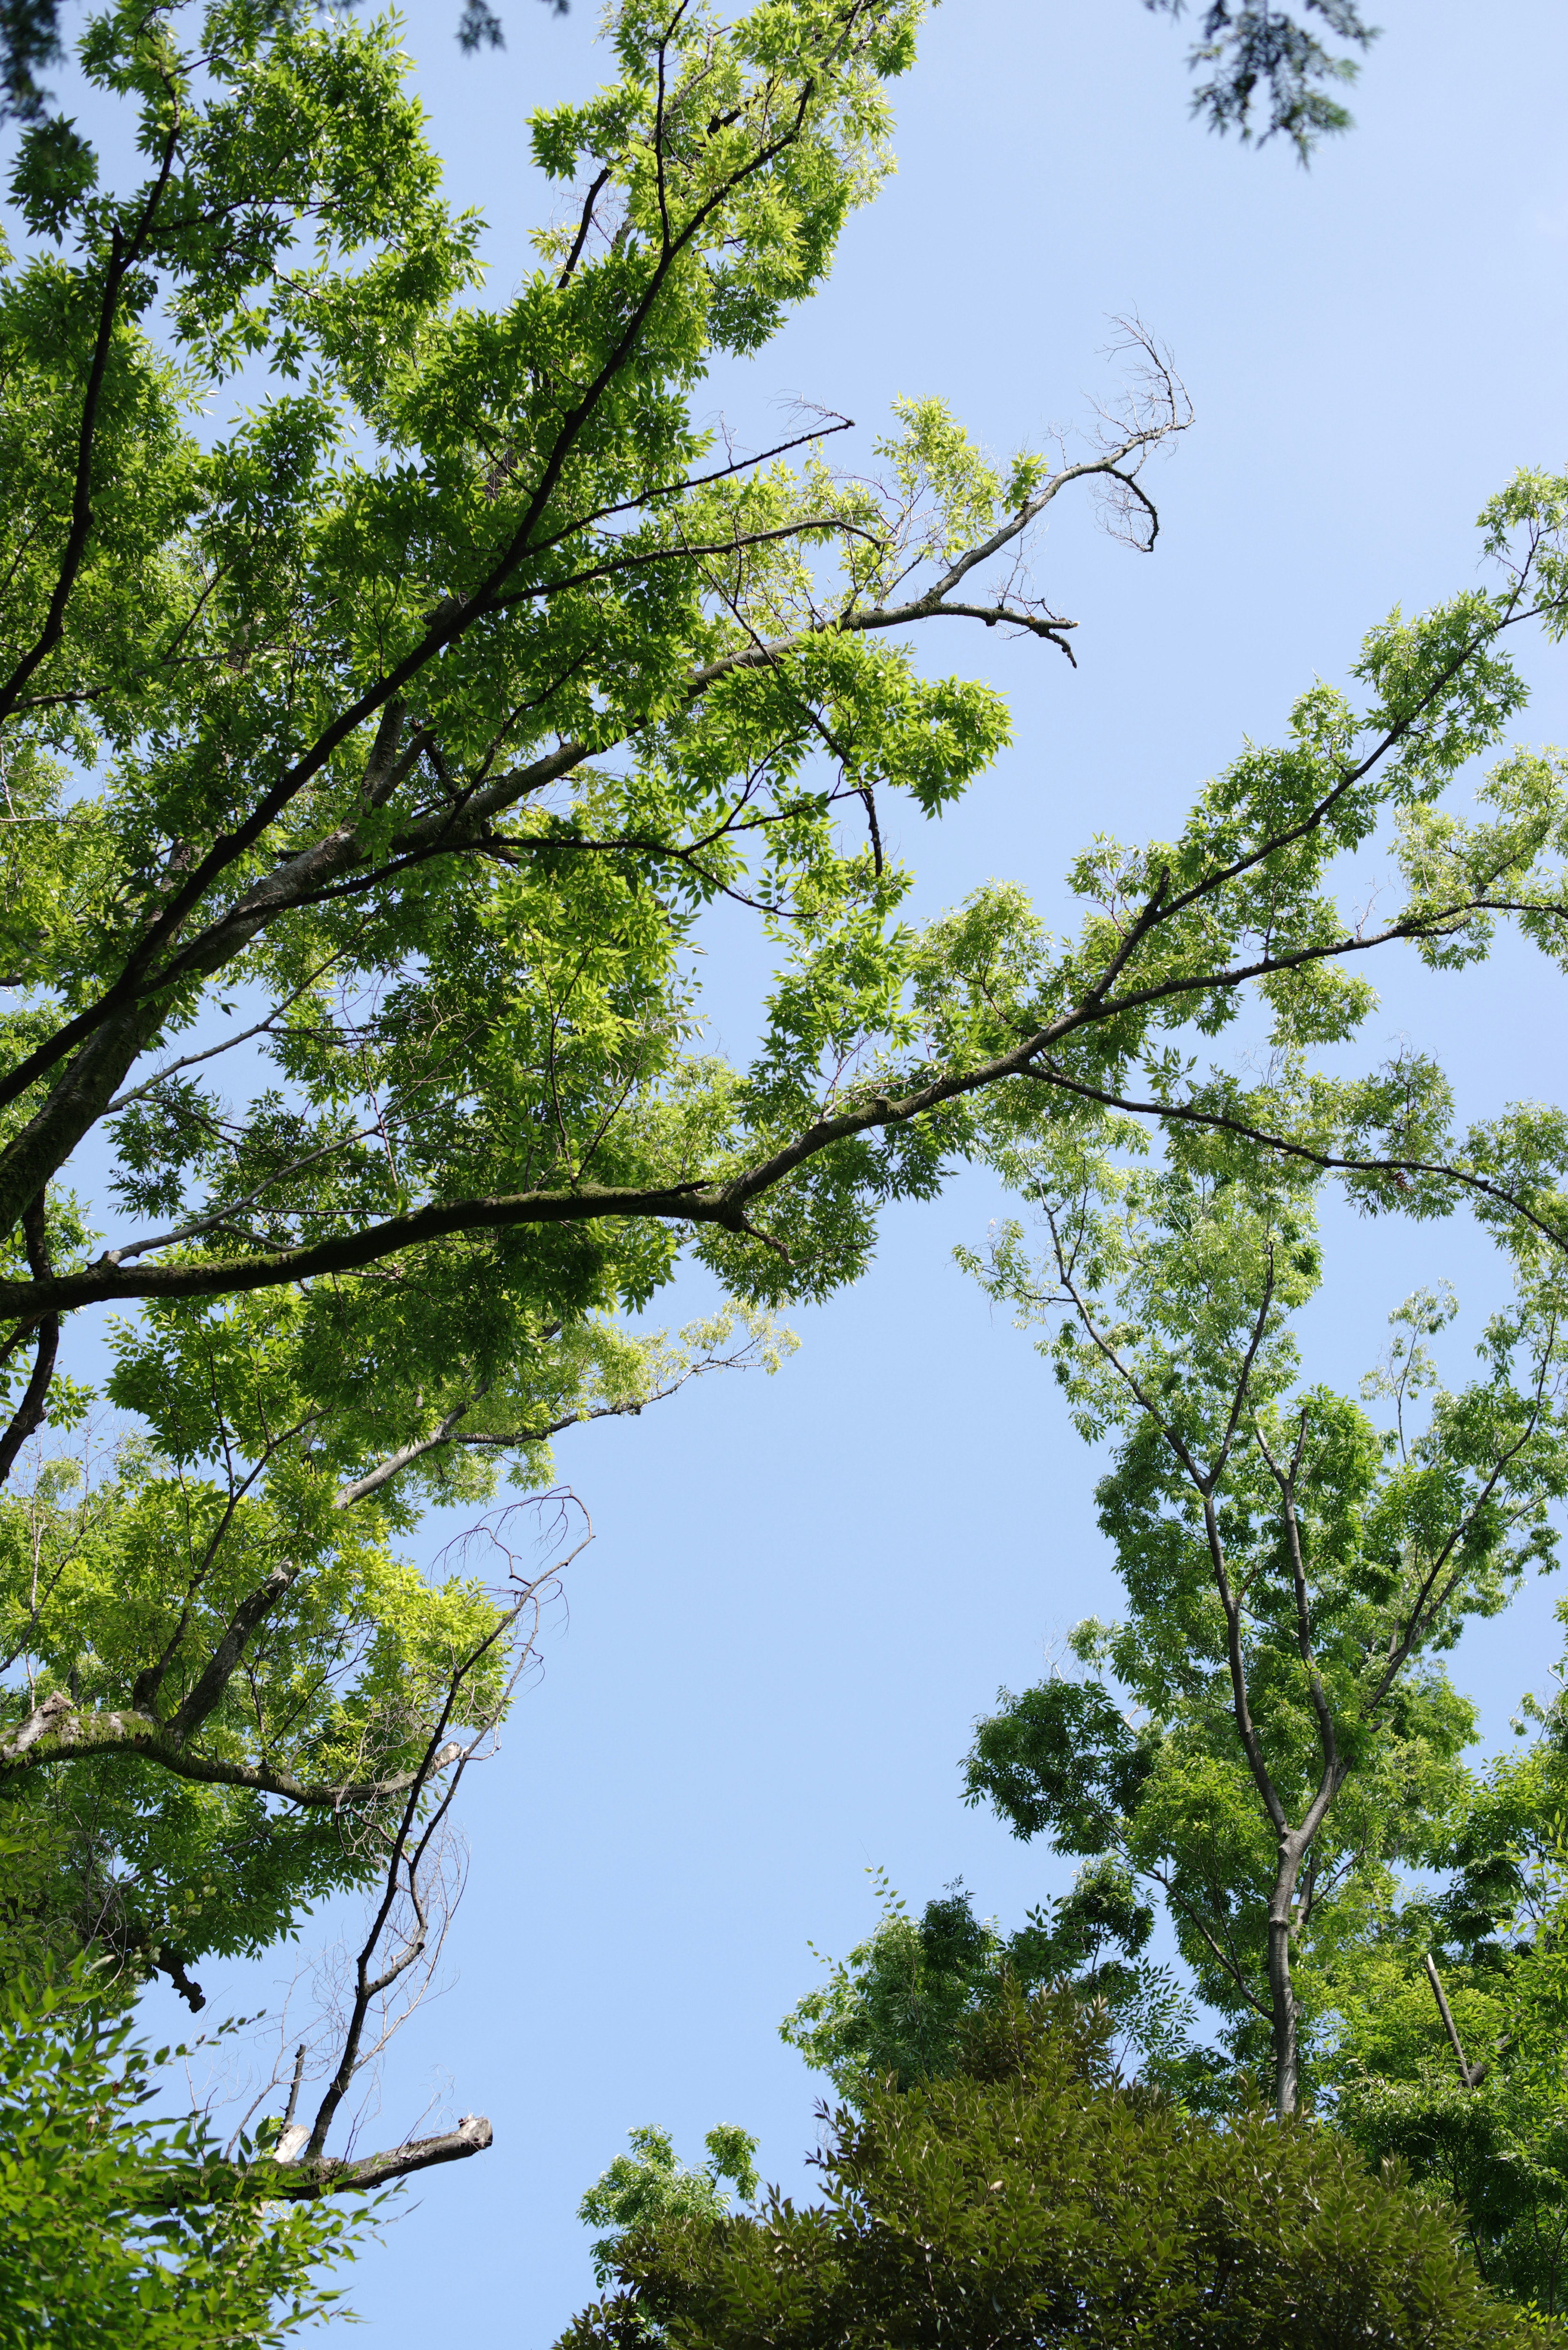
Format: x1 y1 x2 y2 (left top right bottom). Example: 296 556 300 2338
109 0 1568 2338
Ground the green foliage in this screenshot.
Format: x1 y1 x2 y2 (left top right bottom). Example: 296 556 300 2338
1323 1683 1568 2315
0 0 1131 2129
0 1967 365 2348
960 1148 1568 2106
0 1362 510 1989
0 0 1567 2315
563 1986 1549 2350
780 1866 1171 2100
581 2122 761 2290
782 1871 1012 2097
1145 1 1378 155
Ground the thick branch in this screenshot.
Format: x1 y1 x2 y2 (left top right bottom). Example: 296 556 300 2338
0 1696 462 1807
0 1178 729 1316
165 1561 299 1746
256 2114 494 2198
0 1194 57 1488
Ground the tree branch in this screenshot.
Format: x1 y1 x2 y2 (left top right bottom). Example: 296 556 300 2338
249 2113 493 2199
0 1697 463 1807
0 115 181 729
165 1560 299 1747
0 1193 56 1489
1020 1067 1568 1259
1424 1952 1483 2089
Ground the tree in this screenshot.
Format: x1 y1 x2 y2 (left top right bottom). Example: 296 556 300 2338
958 1150 1568 2117
561 1984 1552 2350
0 0 1185 1873
0 0 1018 2209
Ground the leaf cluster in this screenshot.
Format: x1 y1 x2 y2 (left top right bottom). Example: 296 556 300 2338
0 1962 366 2348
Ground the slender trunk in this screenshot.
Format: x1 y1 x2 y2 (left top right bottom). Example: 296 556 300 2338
1267 1839 1305 2118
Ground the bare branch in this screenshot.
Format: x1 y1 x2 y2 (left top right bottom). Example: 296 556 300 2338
251 2112 493 2199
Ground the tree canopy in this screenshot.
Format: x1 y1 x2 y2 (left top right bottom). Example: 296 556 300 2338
4 0 1568 2332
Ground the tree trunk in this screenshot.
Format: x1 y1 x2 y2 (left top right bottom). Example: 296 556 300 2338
1267 1844 1303 2119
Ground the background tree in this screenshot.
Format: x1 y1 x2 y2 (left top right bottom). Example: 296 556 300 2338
958 1147 1568 2116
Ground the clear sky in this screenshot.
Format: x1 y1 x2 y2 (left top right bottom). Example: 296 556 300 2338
115 0 1568 2338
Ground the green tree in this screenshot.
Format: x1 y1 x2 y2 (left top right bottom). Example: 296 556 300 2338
563 1985 1552 2350
959 1149 1568 2117
0 0 1181 1985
